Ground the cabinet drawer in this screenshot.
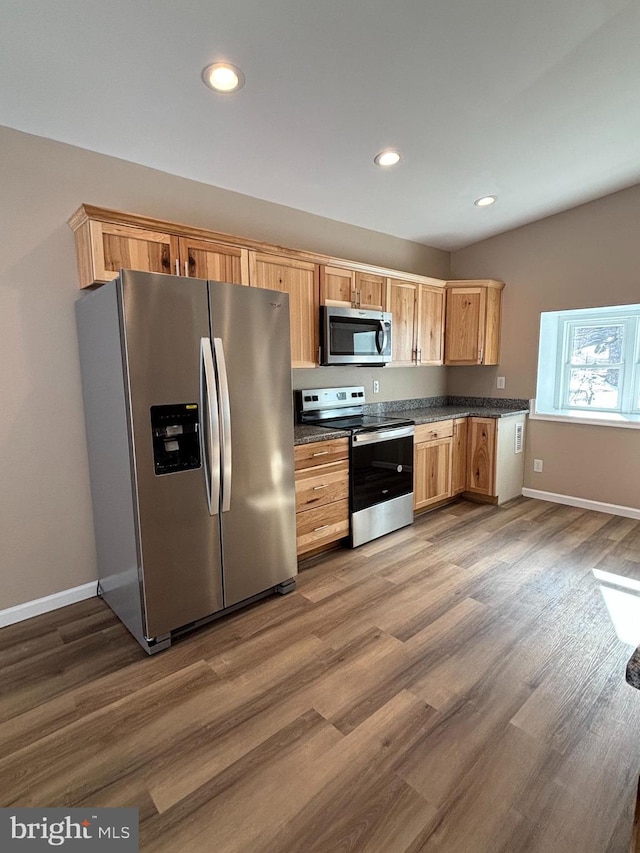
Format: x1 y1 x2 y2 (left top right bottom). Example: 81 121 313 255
415 419 453 443
294 438 349 471
295 460 348 512
296 499 349 555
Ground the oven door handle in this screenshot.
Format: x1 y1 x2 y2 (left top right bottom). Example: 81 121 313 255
352 425 414 446
376 320 389 355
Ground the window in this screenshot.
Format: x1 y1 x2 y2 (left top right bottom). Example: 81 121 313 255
534 303 640 425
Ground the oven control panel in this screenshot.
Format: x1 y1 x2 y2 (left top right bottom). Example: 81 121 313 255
299 386 365 414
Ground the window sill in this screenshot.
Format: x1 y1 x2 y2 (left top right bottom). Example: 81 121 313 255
529 400 640 430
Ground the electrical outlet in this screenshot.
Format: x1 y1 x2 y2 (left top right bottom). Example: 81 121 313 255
533 459 543 473
373 380 380 394
496 376 506 390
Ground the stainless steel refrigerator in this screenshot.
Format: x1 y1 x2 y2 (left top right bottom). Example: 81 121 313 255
76 269 297 654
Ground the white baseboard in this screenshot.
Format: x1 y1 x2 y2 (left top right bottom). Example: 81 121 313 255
521 488 640 520
0 581 97 629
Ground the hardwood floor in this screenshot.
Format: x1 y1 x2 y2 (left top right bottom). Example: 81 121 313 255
1 497 640 852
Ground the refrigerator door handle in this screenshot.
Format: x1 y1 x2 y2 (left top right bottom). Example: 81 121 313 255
213 337 232 513
200 337 220 516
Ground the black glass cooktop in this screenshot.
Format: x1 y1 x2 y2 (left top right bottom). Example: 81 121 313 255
308 414 413 434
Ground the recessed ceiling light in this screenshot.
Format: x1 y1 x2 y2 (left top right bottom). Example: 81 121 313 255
374 150 401 167
202 62 245 93
474 195 497 207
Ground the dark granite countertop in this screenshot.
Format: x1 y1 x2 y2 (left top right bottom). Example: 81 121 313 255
626 648 640 690
400 404 528 425
293 396 529 446
294 423 350 445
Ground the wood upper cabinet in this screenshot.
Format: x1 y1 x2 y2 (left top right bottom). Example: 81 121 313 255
355 272 385 309
319 266 384 309
249 252 319 367
466 417 496 496
387 278 445 365
416 285 445 365
387 278 419 365
78 220 179 286
319 265 355 306
451 417 468 495
68 207 249 288
444 280 504 365
178 237 248 284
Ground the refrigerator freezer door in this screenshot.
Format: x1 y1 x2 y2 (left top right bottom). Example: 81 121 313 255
209 281 297 606
120 270 224 638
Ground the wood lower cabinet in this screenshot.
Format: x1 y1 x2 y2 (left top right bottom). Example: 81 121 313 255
414 421 453 510
451 417 468 494
444 280 504 365
466 417 496 496
294 438 349 556
465 414 526 504
249 252 319 368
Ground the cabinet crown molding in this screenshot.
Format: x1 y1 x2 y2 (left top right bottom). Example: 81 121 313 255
68 203 447 288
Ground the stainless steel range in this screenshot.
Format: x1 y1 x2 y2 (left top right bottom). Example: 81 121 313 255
299 386 414 547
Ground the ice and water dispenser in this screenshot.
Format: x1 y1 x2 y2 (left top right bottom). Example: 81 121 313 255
150 404 201 475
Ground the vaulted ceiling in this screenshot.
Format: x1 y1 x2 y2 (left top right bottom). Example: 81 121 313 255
1 0 638 249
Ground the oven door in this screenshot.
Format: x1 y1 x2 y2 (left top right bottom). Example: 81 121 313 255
350 425 414 512
321 307 392 365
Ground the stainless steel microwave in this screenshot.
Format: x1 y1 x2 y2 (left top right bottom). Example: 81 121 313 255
320 306 392 365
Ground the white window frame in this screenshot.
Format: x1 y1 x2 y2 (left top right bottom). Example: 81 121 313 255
532 303 640 429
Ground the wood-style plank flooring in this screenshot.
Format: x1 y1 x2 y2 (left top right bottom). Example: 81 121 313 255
2 497 640 852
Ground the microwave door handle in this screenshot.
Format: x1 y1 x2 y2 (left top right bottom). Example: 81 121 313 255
376 320 388 355
213 337 232 513
200 338 220 516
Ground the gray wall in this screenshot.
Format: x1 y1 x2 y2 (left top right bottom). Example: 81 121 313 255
450 183 640 508
0 125 449 610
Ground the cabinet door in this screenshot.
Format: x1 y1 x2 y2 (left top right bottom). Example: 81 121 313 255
467 417 496 495
319 265 355 306
89 220 178 284
414 438 452 509
249 253 319 367
179 237 249 284
355 272 385 310
451 418 468 494
416 285 445 365
444 286 486 364
483 285 502 365
387 278 417 365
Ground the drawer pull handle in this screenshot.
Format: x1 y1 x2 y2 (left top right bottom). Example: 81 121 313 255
312 484 328 490
312 450 329 457
314 524 330 532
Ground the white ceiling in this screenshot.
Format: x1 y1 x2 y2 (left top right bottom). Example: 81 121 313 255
1 0 639 250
